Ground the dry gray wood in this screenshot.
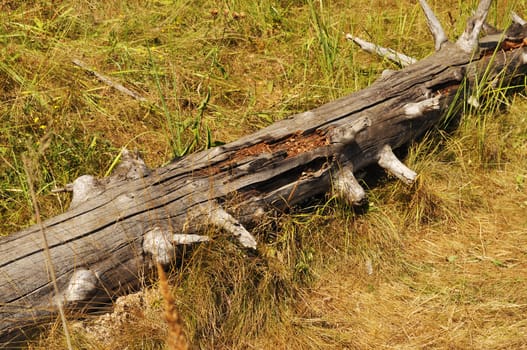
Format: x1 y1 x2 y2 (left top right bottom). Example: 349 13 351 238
345 34 417 66
2 0 527 346
419 0 448 51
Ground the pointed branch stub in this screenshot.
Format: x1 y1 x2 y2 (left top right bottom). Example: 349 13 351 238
377 145 417 185
345 34 417 67
419 0 448 51
207 204 257 249
456 0 492 53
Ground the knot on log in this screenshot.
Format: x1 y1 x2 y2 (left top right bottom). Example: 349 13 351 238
328 116 371 146
63 175 104 209
55 268 99 306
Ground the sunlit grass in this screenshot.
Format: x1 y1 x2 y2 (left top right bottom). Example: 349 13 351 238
1 0 527 349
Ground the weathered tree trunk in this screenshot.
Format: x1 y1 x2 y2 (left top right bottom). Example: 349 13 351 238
2 0 526 345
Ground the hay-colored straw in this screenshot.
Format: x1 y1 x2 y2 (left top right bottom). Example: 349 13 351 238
156 263 189 350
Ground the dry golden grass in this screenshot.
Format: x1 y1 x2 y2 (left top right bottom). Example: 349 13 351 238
1 0 527 349
157 263 189 350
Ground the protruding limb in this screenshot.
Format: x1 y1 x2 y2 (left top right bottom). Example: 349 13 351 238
208 204 257 249
345 34 417 67
377 145 417 185
511 11 526 26
173 234 210 245
143 227 209 266
418 0 448 51
403 95 441 119
456 0 492 53
332 165 367 206
52 175 104 209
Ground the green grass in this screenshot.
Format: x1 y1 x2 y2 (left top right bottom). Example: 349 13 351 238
2 0 527 349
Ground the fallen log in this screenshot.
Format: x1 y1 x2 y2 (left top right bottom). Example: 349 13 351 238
2 0 527 345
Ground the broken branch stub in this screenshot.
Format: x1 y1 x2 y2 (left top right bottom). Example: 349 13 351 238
403 96 441 119
377 145 417 185
3 1 527 345
198 202 258 250
332 165 367 206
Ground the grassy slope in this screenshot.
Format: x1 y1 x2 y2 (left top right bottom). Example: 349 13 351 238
1 0 526 348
